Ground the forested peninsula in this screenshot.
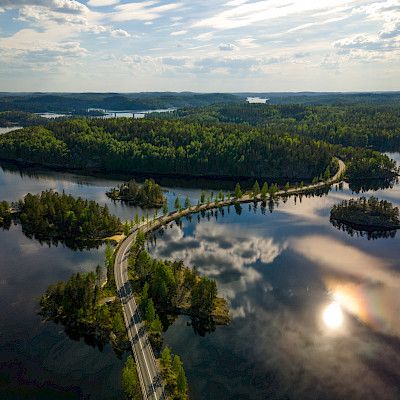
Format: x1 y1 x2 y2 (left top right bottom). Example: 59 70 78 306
0 117 396 183
0 118 334 180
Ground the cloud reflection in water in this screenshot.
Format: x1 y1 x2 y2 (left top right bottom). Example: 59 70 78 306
150 221 286 318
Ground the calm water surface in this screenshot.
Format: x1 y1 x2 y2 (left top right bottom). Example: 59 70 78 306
0 127 22 134
0 156 399 399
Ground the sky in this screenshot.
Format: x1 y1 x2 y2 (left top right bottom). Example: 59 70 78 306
0 0 399 92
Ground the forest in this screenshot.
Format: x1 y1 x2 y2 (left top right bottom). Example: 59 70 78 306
0 111 50 127
0 105 398 184
330 197 400 231
15 190 122 243
107 178 166 208
0 118 335 180
152 103 400 152
0 93 240 113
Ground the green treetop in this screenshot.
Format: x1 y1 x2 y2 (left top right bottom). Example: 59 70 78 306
252 181 260 196
234 183 242 198
174 197 181 210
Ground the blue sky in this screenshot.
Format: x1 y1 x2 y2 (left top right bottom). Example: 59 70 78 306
0 0 399 92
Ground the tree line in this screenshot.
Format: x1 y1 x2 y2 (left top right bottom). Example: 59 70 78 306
156 103 400 151
0 118 333 180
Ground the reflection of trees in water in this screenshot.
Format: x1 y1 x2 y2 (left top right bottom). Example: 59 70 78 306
22 231 103 250
189 316 216 336
0 219 103 249
330 218 397 240
158 313 217 337
349 177 399 193
49 318 126 357
0 218 12 231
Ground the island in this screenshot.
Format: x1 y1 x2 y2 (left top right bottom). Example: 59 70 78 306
330 197 400 232
5 190 122 248
106 178 166 208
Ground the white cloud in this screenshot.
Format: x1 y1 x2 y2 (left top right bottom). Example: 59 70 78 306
195 31 214 41
1 0 89 14
111 1 181 22
193 0 359 30
218 42 238 51
111 28 130 38
170 30 187 36
87 0 119 6
236 37 258 48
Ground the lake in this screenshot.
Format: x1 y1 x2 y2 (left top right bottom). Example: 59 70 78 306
0 127 22 134
0 157 399 399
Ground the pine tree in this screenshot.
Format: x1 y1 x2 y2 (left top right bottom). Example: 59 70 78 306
252 181 260 196
163 202 168 215
161 346 172 370
173 355 188 395
145 298 156 323
234 183 242 198
284 182 290 192
184 196 191 208
174 197 181 210
324 165 331 180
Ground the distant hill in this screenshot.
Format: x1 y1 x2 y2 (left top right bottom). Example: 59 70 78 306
233 92 400 105
0 92 241 113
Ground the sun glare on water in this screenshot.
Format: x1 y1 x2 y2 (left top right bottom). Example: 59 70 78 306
323 302 344 329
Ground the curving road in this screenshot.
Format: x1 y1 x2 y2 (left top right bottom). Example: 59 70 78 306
114 158 345 400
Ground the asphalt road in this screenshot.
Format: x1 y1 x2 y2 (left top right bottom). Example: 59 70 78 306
114 233 165 400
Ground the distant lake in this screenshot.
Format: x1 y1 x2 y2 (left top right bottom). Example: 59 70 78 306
0 126 22 134
37 108 175 120
0 155 399 399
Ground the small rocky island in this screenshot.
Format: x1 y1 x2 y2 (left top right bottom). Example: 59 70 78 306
330 197 400 232
106 178 166 208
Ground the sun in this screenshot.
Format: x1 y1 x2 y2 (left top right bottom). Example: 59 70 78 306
323 302 344 329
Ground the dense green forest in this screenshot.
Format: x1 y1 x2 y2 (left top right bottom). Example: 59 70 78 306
122 356 141 400
153 103 400 151
240 92 400 105
0 92 398 114
0 108 398 183
0 118 335 180
39 268 128 354
15 190 122 244
330 197 400 231
0 93 240 113
107 178 166 207
160 346 189 400
0 111 50 127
